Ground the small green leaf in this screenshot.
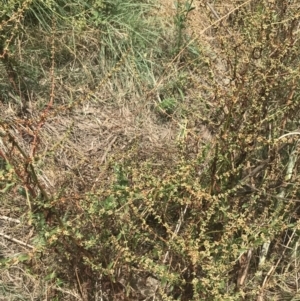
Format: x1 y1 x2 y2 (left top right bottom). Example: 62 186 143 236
45 271 56 281
17 253 30 262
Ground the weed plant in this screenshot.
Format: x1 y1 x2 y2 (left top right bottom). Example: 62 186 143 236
0 0 300 300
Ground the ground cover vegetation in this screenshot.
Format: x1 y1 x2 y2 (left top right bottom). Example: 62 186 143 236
0 0 300 300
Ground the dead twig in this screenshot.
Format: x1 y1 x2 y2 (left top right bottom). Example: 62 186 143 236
100 135 118 164
0 216 20 223
237 249 252 288
0 232 33 249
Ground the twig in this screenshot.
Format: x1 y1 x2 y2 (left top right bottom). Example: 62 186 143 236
0 216 20 223
74 266 84 300
277 131 300 140
237 249 252 288
100 135 117 164
0 232 33 249
54 286 82 300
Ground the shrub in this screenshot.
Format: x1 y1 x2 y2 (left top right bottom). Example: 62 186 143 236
0 0 300 300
